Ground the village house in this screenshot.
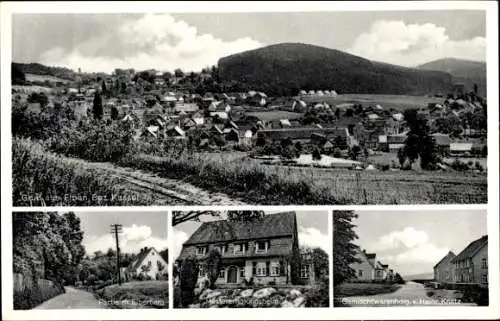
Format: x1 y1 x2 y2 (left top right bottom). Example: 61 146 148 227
176 212 301 286
257 127 352 148
350 249 376 281
434 251 456 284
452 235 488 287
349 248 394 282
432 133 452 154
126 247 168 281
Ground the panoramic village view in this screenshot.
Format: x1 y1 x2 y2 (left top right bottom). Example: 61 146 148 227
172 211 329 308
333 210 489 307
13 211 169 309
11 12 487 206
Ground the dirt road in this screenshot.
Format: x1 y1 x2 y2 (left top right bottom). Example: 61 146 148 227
34 287 105 309
341 281 476 307
63 156 246 205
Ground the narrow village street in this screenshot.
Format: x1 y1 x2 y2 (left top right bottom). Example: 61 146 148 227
342 281 476 307
34 287 106 309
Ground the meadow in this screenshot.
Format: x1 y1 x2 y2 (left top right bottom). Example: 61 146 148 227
119 151 487 204
12 138 157 206
301 94 445 110
96 281 168 309
25 73 71 84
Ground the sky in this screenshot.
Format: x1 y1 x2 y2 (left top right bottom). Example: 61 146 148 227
72 211 168 256
352 210 487 277
12 11 486 73
172 211 329 260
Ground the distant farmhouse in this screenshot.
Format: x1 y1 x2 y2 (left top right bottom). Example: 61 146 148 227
176 212 316 286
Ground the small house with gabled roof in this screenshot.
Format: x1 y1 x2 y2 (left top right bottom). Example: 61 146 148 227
127 247 168 280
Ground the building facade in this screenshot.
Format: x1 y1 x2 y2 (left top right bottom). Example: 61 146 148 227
176 212 301 286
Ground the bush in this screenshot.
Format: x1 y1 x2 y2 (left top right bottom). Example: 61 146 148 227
179 257 199 307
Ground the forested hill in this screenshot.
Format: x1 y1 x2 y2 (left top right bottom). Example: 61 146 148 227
12 62 77 81
417 58 486 96
218 43 454 96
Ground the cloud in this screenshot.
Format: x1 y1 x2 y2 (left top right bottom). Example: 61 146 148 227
172 229 190 261
299 227 330 253
39 13 264 73
84 224 168 255
373 227 429 251
348 20 486 66
368 227 449 276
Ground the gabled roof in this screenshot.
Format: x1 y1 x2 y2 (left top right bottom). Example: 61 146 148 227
452 235 488 263
130 247 159 270
434 251 456 269
432 133 452 146
183 212 296 245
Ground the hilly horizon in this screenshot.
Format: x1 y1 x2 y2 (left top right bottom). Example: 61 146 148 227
14 42 486 97
217 42 455 96
417 57 486 96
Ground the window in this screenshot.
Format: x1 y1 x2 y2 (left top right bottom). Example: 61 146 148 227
481 273 488 284
482 258 488 268
214 244 227 254
271 262 280 276
239 267 245 278
218 268 225 279
256 241 268 253
279 261 285 276
301 264 310 278
358 270 363 277
198 265 206 277
256 262 267 276
377 270 382 277
197 246 206 255
234 243 247 254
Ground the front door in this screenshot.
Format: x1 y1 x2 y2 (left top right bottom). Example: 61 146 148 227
227 266 238 283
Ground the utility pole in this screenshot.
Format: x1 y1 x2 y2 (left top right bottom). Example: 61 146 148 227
110 224 123 285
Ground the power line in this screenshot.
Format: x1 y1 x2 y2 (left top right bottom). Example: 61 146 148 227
110 224 123 285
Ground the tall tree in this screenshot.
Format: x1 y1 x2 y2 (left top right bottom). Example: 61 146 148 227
92 92 103 120
333 210 360 286
205 249 222 289
402 109 438 169
172 210 265 226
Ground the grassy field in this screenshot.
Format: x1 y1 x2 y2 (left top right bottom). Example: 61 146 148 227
25 73 71 84
118 151 487 204
335 283 401 297
302 94 444 111
97 281 168 309
12 138 157 206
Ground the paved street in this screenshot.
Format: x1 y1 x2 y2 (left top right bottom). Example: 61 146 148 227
341 281 476 307
34 287 106 309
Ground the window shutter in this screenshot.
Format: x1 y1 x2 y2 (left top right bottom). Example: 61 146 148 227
279 261 285 275
252 262 256 275
266 261 270 276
